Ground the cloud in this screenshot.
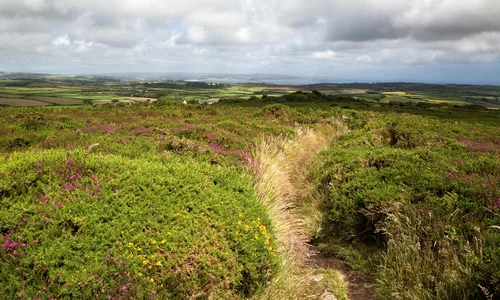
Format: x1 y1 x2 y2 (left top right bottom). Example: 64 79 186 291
312 50 336 60
0 0 498 83
53 35 70 46
393 0 500 41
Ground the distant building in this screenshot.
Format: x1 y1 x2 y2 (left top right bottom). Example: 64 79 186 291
199 98 220 105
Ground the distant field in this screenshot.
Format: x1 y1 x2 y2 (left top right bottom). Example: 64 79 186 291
0 81 498 109
384 91 407 96
0 98 50 106
0 87 81 95
123 97 156 102
25 96 84 105
381 96 421 103
427 98 467 105
338 89 367 93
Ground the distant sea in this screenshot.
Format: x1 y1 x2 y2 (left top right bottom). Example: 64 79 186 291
113 73 362 85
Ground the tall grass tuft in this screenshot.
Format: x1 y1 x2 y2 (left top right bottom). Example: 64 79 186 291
376 201 486 300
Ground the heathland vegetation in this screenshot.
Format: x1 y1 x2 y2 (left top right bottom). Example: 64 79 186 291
1 75 499 299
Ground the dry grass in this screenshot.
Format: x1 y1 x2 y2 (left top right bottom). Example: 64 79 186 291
251 121 349 299
376 202 485 300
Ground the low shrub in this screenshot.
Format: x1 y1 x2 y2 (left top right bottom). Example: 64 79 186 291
316 112 500 299
259 104 291 119
0 150 279 299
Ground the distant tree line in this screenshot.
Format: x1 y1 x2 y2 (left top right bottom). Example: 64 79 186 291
275 90 356 102
142 81 226 89
184 82 226 89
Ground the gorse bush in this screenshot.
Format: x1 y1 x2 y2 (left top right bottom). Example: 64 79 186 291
18 109 47 130
317 111 500 299
258 104 291 119
1 103 313 299
0 150 279 299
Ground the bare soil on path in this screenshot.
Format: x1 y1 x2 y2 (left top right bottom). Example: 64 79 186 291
307 249 378 300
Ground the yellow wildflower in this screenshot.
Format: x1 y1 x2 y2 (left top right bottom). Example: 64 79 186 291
138 272 142 277
161 239 166 244
155 261 162 266
150 278 154 283
151 240 157 245
143 260 148 265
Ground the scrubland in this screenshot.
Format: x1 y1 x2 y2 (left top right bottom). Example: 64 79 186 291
1 88 499 299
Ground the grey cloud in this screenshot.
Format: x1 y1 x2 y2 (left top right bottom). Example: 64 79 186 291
325 14 406 42
0 16 53 34
67 14 147 48
394 0 500 41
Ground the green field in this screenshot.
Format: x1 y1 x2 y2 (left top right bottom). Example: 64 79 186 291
1 77 499 109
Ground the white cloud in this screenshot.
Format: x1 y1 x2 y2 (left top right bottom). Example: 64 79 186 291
186 26 206 43
312 50 336 60
53 35 70 46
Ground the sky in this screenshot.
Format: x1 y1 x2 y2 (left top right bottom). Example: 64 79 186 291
1 0 500 84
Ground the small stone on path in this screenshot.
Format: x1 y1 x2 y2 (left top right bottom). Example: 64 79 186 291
321 291 337 300
307 274 324 282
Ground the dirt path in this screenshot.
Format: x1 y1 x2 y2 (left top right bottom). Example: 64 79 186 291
307 249 378 300
252 126 378 300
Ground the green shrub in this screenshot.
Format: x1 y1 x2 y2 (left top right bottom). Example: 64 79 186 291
0 150 279 299
19 110 47 130
317 112 500 299
259 104 291 119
